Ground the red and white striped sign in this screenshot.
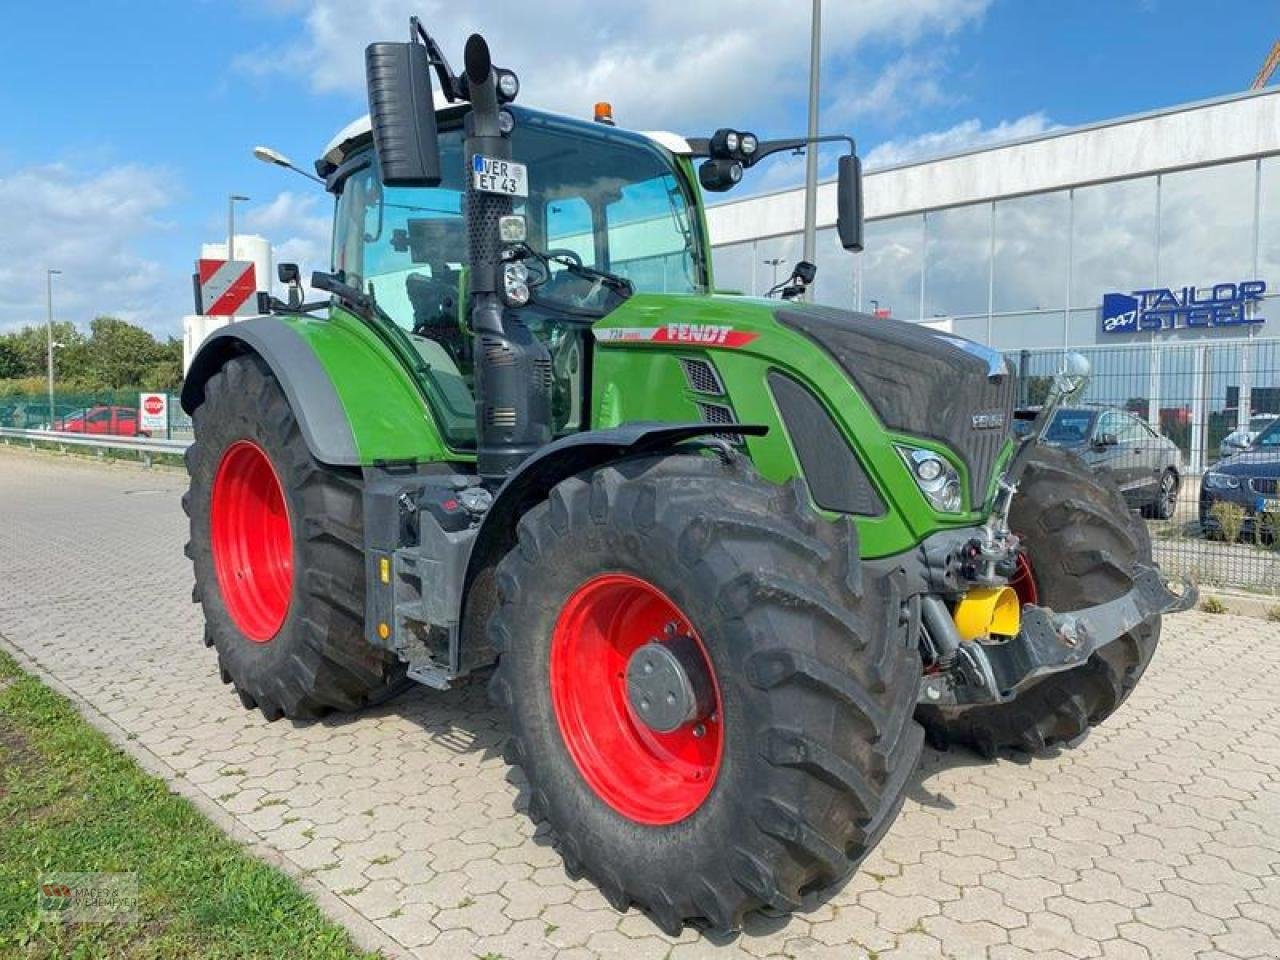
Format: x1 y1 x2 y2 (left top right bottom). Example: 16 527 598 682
595 324 758 349
197 259 259 317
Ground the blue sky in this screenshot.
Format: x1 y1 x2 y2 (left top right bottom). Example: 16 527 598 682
0 0 1276 335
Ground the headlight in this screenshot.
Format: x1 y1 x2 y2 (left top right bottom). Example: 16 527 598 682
1203 471 1240 490
502 262 530 306
724 131 740 153
740 133 758 156
897 445 964 513
497 70 520 101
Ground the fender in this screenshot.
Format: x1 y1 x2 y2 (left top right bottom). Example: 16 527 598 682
455 421 767 669
181 313 454 467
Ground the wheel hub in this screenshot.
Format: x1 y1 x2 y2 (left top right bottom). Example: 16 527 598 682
548 573 724 825
625 636 714 733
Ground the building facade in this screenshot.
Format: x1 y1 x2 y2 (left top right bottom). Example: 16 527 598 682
705 88 1280 470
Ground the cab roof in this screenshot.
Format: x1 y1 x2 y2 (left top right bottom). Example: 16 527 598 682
317 104 692 177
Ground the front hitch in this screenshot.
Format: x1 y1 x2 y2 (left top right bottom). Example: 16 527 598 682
919 565 1196 707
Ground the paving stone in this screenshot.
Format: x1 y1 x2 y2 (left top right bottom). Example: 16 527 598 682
2 450 1278 960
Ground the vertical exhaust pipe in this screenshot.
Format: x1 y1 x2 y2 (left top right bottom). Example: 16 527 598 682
461 35 552 482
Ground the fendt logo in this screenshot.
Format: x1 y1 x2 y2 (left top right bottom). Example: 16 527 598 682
1100 281 1267 335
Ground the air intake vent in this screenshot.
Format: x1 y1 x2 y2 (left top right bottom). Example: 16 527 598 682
486 406 517 427
481 335 517 367
768 370 886 517
695 401 743 446
679 357 725 395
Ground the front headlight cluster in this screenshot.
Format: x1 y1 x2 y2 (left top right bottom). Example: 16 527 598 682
896 445 964 513
1203 471 1241 490
502 261 530 306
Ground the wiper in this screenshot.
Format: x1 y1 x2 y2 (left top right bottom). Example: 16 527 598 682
509 244 634 297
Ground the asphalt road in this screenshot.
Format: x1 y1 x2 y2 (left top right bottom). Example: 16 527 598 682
2 447 1278 959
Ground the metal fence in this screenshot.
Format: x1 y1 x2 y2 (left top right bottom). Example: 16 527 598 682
0 391 191 440
1010 338 1280 595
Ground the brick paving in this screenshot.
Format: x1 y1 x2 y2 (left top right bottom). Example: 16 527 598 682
2 447 1279 959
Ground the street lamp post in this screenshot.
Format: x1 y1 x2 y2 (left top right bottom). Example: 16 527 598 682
46 268 61 428
801 0 822 299
227 194 250 262
763 257 786 293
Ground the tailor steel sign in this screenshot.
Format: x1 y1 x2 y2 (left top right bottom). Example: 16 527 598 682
1100 281 1267 335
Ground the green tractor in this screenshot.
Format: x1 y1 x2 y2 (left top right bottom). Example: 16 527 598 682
181 19 1193 934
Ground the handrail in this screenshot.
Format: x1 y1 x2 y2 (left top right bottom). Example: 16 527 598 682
0 426 189 465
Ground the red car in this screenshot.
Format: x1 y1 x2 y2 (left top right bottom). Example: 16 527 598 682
55 405 149 437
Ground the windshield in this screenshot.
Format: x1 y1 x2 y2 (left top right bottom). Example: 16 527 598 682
1042 409 1096 445
331 110 706 449
1248 415 1278 433
1256 421 1280 447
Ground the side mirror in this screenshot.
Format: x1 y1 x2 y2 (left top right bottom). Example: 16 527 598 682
836 153 864 251
1094 432 1118 448
365 41 442 187
278 262 302 309
792 260 817 286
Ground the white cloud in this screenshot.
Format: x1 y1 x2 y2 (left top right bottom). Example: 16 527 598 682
0 163 181 336
863 112 1059 168
235 0 991 132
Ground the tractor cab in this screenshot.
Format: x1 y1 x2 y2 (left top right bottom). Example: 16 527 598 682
322 105 711 446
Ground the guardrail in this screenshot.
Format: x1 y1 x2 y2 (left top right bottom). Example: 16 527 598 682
0 427 189 467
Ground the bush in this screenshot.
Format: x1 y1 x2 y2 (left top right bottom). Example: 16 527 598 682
1267 605 1280 623
1210 501 1246 544
1199 595 1227 615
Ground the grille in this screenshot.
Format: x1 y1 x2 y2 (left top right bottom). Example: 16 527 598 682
481 335 517 367
1251 477 1280 496
679 357 725 395
485 406 517 428
534 358 554 391
695 401 743 446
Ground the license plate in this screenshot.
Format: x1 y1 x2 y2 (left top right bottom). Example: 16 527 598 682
472 154 527 197
1262 498 1280 513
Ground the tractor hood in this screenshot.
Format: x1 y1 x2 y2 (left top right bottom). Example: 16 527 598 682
593 294 1017 511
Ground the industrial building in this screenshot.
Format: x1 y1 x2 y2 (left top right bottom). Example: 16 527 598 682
706 87 1280 470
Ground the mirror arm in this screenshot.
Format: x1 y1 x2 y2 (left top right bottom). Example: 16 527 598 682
685 134 856 164
410 16 465 101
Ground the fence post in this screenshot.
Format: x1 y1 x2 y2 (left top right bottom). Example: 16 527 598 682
1238 340 1253 432
1190 344 1207 475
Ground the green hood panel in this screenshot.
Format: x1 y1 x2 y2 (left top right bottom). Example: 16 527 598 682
592 294 1008 558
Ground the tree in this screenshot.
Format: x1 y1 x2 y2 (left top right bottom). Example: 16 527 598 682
0 338 21 379
84 316 164 388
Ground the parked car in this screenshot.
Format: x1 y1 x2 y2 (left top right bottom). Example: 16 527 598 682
1200 418 1280 542
1013 405 1182 518
53 405 148 437
1219 413 1279 459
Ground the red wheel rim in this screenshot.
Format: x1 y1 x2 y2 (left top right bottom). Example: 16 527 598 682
1009 551 1039 607
211 440 293 643
550 573 723 825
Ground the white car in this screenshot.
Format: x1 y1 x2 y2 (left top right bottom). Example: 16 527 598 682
1220 414 1279 458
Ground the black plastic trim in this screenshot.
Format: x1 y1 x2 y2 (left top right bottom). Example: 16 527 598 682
768 370 886 517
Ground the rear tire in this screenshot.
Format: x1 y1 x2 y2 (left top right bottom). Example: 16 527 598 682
184 354 408 721
918 446 1160 756
1146 469 1178 520
488 453 923 934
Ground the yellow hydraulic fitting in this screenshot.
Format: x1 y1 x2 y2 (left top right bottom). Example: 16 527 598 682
952 586 1022 642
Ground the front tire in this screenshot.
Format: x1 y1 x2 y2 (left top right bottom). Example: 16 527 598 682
184 354 408 721
488 453 923 934
919 446 1160 756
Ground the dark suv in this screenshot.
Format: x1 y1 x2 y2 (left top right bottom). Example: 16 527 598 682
1200 418 1280 542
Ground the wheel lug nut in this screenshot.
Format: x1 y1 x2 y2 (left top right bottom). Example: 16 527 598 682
692 724 706 738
